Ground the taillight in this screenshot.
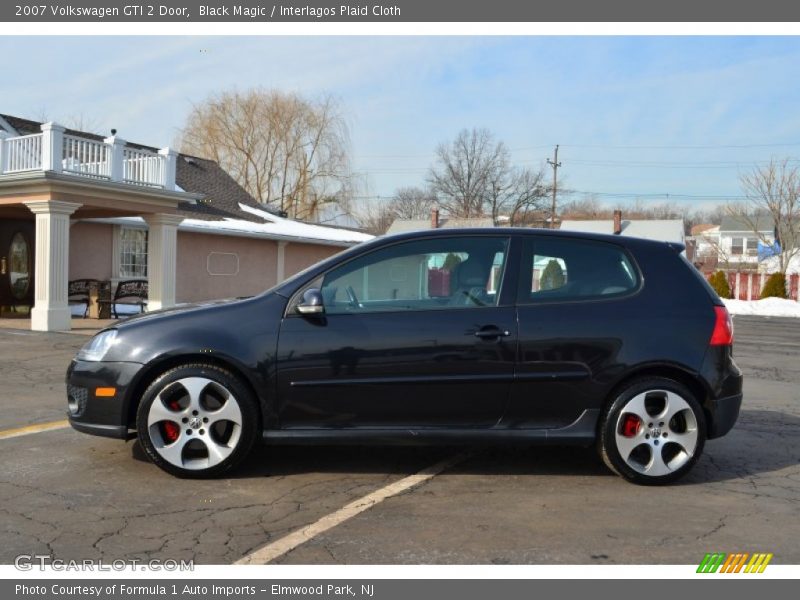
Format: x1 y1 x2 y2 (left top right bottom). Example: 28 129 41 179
710 305 734 346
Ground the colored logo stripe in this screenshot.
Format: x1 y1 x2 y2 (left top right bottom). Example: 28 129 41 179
697 552 772 573
697 553 726 573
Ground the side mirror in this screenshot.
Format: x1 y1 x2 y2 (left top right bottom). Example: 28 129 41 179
296 288 325 315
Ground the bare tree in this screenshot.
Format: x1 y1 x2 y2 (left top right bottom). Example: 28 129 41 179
350 197 395 236
429 128 548 223
66 113 103 135
428 128 506 219
179 89 352 221
501 168 550 226
560 195 611 219
389 186 438 220
731 159 800 274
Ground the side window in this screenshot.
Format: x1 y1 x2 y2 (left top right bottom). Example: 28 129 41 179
320 237 509 314
519 237 638 304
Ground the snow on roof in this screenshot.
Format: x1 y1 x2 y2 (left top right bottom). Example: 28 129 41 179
91 205 373 247
237 203 373 244
560 219 685 244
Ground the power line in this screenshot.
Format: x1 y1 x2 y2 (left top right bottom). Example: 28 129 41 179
353 141 800 159
550 142 800 150
564 189 747 200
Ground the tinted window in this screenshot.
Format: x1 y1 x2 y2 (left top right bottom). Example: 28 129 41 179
518 237 638 304
321 236 509 314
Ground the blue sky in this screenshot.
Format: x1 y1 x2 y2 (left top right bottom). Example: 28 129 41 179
3 36 800 208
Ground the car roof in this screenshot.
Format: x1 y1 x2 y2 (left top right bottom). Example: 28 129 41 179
374 227 685 253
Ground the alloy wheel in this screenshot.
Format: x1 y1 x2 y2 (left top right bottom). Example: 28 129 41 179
614 389 699 477
147 377 243 470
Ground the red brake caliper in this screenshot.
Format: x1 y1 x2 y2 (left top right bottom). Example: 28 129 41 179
621 414 641 438
162 400 182 443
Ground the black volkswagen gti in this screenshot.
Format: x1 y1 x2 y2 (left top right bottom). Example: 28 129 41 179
67 228 742 484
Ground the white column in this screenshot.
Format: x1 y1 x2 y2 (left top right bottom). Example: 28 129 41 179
276 241 288 283
24 200 82 331
104 135 127 182
143 214 183 311
41 122 65 173
0 130 9 174
158 147 178 191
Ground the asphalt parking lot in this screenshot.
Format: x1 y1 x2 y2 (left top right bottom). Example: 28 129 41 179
1 315 799 565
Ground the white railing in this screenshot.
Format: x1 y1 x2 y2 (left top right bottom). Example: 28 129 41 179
123 147 165 188
3 133 43 173
0 122 177 191
62 134 110 179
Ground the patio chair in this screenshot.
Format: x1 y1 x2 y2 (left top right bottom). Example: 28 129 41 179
98 280 148 318
67 279 100 318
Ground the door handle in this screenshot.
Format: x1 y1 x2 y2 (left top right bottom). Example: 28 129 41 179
0 257 6 275
474 327 511 339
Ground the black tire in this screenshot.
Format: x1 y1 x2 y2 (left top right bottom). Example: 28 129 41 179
598 377 706 485
136 363 259 478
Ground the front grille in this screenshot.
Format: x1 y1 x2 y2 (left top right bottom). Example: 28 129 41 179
67 385 88 417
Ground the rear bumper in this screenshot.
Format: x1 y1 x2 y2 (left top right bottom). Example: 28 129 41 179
66 359 142 439
708 392 743 439
700 345 743 440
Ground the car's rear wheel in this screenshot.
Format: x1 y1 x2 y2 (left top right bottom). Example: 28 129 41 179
599 377 706 485
136 363 258 478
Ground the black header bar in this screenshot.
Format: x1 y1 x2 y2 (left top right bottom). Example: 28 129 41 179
3 0 800 23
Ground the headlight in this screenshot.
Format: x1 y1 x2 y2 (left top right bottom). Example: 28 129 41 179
77 330 118 362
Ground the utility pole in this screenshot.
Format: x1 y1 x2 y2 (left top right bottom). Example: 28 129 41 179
547 145 561 229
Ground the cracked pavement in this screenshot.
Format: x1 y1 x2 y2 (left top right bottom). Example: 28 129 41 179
1 315 799 564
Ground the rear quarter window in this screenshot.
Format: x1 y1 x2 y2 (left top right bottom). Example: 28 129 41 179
518 237 640 304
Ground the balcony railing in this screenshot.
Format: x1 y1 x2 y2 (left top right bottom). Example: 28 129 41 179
4 133 43 173
62 134 110 179
0 122 177 191
123 147 166 187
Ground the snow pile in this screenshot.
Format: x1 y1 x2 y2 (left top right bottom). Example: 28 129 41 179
724 297 800 318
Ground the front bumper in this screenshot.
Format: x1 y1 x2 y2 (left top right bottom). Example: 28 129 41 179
66 359 144 440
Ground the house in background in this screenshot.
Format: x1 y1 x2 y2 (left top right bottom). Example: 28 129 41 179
386 207 494 234
687 223 721 270
716 214 774 271
0 113 371 331
559 210 685 247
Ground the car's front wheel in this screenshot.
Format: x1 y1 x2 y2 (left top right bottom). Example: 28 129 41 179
136 363 259 478
599 377 706 485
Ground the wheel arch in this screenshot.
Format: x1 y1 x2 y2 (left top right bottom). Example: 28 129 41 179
602 362 713 436
124 353 267 430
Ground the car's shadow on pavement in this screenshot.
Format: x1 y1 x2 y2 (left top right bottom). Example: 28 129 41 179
132 438 613 479
685 409 800 484
130 408 798 483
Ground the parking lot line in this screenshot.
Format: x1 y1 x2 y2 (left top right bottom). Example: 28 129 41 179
0 419 70 440
235 451 470 565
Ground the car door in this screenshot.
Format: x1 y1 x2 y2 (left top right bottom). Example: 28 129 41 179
275 234 518 429
505 235 642 429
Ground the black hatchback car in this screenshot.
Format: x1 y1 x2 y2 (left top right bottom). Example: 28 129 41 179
67 229 742 484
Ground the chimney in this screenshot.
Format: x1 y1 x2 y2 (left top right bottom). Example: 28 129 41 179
431 206 440 229
613 210 622 235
